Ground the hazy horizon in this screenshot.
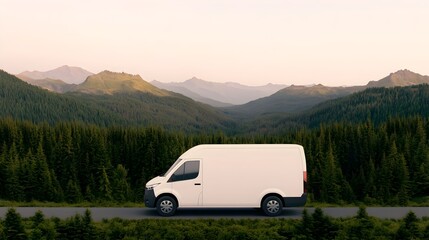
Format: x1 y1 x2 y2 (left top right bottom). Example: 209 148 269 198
1 0 428 86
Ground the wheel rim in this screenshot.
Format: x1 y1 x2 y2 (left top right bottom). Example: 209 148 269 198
266 199 280 214
160 200 174 213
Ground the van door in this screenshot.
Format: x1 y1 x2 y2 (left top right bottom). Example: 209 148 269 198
168 160 202 207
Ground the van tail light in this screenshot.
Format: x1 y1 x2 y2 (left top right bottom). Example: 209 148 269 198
303 171 307 193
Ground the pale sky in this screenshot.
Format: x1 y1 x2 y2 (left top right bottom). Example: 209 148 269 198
1 0 428 86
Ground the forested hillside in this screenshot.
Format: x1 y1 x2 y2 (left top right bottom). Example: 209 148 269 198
67 92 234 132
249 84 429 134
0 70 234 132
224 84 362 117
300 84 429 127
24 78 77 93
0 117 428 204
0 70 122 125
223 69 429 119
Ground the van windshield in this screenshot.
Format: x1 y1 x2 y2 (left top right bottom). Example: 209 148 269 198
162 158 182 177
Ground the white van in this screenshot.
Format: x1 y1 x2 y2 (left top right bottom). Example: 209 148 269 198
144 144 307 216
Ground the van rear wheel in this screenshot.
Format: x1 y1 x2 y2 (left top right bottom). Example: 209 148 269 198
156 196 177 217
262 196 283 216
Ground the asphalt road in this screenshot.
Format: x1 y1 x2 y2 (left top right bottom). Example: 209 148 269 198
1 207 429 221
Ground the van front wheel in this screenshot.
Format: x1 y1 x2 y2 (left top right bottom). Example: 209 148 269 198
262 196 283 216
156 196 177 216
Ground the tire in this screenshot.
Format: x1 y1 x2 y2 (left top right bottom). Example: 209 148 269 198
262 196 283 216
156 196 177 217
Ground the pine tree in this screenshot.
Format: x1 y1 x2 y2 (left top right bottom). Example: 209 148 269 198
309 131 325 201
378 153 392 203
82 209 97 240
299 209 314 239
364 158 377 202
311 208 337 240
0 145 7 198
112 164 131 202
5 154 25 201
53 128 76 188
3 208 27 240
30 210 44 228
32 143 54 201
49 169 64 202
98 167 112 201
351 206 375 239
20 150 36 201
396 211 421 240
410 118 427 180
29 211 45 240
145 142 157 176
414 162 429 196
135 166 147 202
388 141 410 204
84 174 96 202
65 179 82 203
321 141 342 203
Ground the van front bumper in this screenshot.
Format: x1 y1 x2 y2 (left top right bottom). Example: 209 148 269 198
144 189 156 208
284 193 307 207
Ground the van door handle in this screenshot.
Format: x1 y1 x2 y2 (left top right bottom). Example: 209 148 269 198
194 183 201 186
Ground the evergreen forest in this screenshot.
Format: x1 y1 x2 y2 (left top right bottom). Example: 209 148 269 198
0 117 428 205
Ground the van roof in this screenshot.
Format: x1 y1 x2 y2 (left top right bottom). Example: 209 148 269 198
180 144 304 158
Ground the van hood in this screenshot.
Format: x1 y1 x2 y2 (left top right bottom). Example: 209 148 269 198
146 176 165 186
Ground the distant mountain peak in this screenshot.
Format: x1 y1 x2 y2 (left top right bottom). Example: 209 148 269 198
185 77 205 84
367 69 429 88
278 84 346 96
392 69 412 74
95 70 139 79
74 70 170 96
58 65 71 69
16 65 93 84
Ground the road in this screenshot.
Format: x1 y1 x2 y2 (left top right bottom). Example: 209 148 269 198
1 207 429 221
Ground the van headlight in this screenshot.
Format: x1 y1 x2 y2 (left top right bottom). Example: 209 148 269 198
146 183 160 190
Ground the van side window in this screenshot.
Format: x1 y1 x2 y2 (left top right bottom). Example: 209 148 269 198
168 161 200 182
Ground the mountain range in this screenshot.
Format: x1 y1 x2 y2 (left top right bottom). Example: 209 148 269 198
16 66 287 106
16 66 429 115
222 69 429 117
151 77 287 106
6 66 429 132
15 66 429 111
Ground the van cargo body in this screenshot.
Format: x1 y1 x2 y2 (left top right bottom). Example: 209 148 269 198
144 144 307 216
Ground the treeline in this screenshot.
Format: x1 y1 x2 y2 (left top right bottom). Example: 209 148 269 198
1 207 429 239
0 116 429 204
